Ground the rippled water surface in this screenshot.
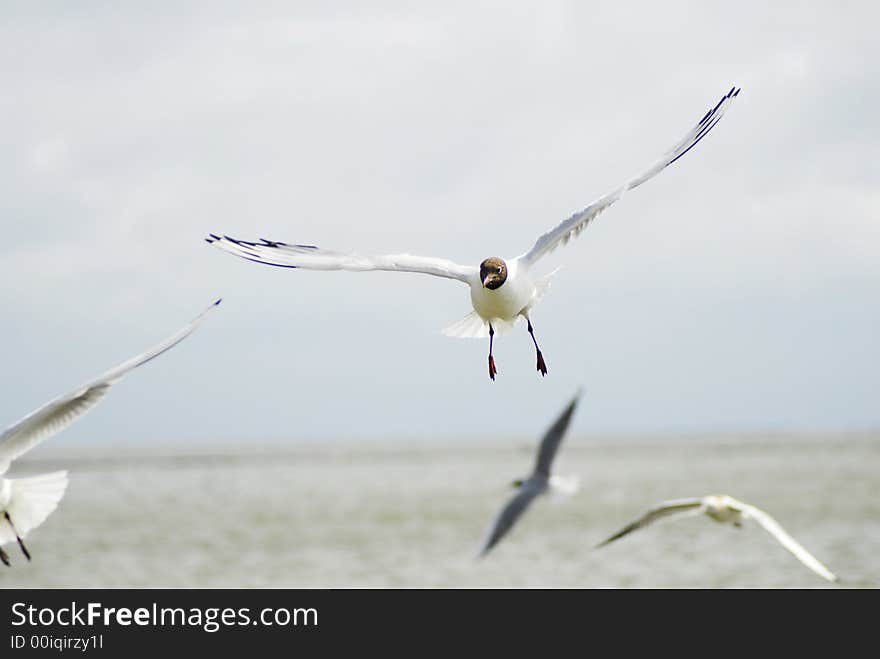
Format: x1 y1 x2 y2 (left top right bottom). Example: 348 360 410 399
3 434 878 588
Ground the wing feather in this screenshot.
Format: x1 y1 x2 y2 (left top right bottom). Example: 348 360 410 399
595 498 705 548
517 86 740 267
479 484 544 556
532 391 581 477
733 499 839 583
207 235 476 283
0 299 220 474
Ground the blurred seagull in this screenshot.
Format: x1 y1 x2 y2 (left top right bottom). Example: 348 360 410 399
0 299 221 565
595 494 838 583
478 390 581 557
207 86 740 380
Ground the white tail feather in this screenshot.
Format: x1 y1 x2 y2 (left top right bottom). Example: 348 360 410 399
442 311 487 338
548 474 580 501
0 471 68 545
442 312 519 338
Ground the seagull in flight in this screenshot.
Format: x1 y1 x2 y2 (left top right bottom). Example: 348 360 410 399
478 390 581 557
208 86 740 380
595 494 839 583
0 300 220 565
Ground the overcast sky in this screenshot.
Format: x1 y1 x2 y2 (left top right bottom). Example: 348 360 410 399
2 1 878 446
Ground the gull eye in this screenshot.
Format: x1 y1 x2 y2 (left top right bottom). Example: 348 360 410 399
496 267 502 274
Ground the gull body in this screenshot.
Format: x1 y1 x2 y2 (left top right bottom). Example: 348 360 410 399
478 391 581 557
208 86 741 379
596 494 838 583
469 259 533 325
0 300 220 565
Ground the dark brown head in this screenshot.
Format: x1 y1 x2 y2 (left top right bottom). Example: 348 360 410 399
480 257 507 290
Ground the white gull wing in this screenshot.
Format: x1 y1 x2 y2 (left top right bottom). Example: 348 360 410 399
515 86 740 269
595 497 705 548
479 482 544 557
732 499 839 583
207 235 477 284
532 390 581 478
0 299 221 475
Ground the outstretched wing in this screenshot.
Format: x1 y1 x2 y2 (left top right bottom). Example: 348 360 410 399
479 484 544 557
595 498 705 548
0 299 221 474
733 499 839 583
207 235 476 284
532 390 581 478
516 86 740 268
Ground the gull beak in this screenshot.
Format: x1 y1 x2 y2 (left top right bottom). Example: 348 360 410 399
482 275 491 288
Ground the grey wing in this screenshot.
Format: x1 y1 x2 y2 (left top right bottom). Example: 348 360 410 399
733 500 839 583
207 235 477 284
479 485 544 557
516 86 740 268
595 498 705 548
532 391 581 478
0 299 221 474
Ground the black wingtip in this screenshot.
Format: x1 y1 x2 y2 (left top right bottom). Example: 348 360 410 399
698 86 739 126
214 298 222 306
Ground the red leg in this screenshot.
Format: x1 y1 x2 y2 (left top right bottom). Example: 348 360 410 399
527 319 548 377
488 323 498 380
